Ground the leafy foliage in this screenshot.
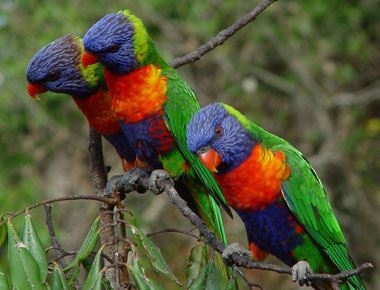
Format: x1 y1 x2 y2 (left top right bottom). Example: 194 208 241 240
1 211 236 289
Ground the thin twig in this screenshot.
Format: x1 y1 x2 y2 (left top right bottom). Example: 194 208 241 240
115 194 131 283
234 267 265 290
170 0 278 68
44 205 68 269
334 87 380 107
47 248 115 265
44 205 81 289
147 228 206 242
0 195 114 227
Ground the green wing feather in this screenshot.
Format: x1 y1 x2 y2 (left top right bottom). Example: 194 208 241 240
271 144 365 290
160 66 232 244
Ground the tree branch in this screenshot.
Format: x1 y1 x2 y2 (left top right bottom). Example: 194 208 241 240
44 205 68 269
44 205 81 289
88 126 120 288
110 169 373 285
147 228 206 242
170 0 278 68
0 194 114 226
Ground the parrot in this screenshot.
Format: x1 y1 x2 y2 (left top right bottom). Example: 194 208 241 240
186 103 367 290
25 35 211 213
80 10 233 251
26 34 142 171
25 35 237 287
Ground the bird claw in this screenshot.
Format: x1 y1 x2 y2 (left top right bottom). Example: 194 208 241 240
149 169 173 195
105 174 124 198
222 243 252 266
291 260 312 286
105 167 152 199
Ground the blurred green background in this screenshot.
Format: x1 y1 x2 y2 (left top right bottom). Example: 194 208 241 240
0 0 379 289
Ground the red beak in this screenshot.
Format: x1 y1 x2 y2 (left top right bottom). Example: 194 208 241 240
199 149 222 173
27 83 48 100
82 52 99 68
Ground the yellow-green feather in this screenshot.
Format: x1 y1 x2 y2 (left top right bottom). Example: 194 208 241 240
74 37 101 88
121 10 148 64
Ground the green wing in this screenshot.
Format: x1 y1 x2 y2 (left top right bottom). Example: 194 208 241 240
160 67 232 242
273 144 365 290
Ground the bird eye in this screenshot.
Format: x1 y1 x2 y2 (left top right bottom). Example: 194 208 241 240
106 44 119 53
45 72 60 82
215 125 223 136
86 49 95 55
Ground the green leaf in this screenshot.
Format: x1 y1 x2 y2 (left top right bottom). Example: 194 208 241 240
68 265 80 287
126 213 137 227
82 246 104 290
64 216 100 272
128 246 166 290
206 261 221 290
0 216 7 249
189 264 209 290
225 277 238 290
130 225 182 286
45 282 52 290
102 277 112 290
51 264 70 290
7 220 44 290
22 211 48 282
186 244 205 288
130 247 149 290
92 270 105 290
128 257 165 290
0 272 10 290
129 223 145 257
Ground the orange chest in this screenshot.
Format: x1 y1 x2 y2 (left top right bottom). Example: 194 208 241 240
215 144 291 211
105 64 168 123
73 90 120 135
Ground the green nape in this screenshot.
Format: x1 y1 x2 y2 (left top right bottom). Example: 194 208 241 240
220 103 252 129
120 9 149 65
74 36 103 89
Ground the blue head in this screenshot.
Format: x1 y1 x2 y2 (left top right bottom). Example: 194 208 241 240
26 35 100 99
82 11 149 75
187 103 257 173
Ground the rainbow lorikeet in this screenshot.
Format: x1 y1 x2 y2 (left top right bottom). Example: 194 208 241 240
26 35 142 171
25 34 225 221
186 103 366 290
81 10 232 245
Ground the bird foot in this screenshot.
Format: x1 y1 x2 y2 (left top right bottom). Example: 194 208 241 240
105 174 124 198
291 260 312 286
222 243 252 266
105 167 152 199
149 169 173 195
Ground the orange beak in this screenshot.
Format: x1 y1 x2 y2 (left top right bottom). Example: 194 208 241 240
82 52 99 68
27 83 48 100
199 148 222 173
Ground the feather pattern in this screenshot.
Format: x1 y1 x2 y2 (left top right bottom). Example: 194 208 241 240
187 103 366 290
26 35 137 166
82 11 232 254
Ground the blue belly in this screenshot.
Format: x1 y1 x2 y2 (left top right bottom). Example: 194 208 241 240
118 113 174 169
103 130 136 163
235 199 303 266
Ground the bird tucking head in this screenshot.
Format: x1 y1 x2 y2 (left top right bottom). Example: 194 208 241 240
187 103 256 174
26 34 100 99
82 10 149 75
